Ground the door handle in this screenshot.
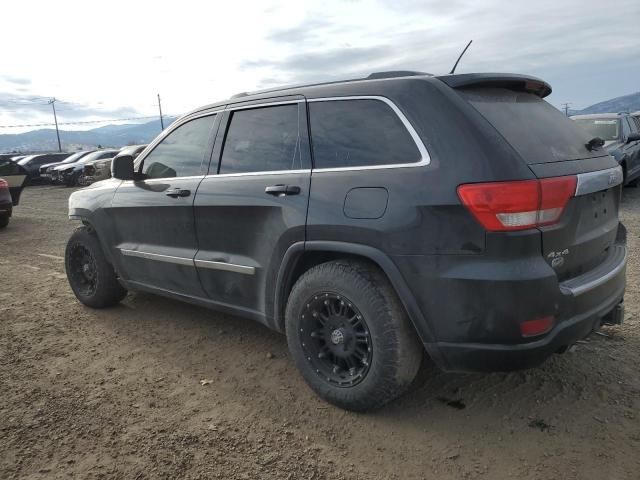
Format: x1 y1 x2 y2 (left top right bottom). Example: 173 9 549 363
265 185 301 196
165 188 191 198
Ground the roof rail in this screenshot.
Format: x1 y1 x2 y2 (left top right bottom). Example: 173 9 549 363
367 70 431 79
229 71 432 100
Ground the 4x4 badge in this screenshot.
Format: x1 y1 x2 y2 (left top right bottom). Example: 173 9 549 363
548 249 569 269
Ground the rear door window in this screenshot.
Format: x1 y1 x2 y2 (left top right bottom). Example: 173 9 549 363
461 88 607 163
309 99 421 169
219 104 301 174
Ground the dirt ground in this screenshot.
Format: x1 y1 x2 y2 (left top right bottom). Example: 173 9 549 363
1 184 639 480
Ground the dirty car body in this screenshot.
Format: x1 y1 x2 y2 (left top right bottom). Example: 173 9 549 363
66 71 627 409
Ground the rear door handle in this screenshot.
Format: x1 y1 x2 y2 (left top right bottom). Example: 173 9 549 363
265 184 301 196
165 188 191 198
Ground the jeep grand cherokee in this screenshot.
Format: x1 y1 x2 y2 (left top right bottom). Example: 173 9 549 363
65 71 626 411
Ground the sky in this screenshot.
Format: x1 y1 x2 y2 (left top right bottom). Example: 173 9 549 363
0 0 638 133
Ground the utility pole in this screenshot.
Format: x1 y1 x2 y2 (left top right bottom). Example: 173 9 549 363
157 93 165 130
561 102 572 116
48 98 62 152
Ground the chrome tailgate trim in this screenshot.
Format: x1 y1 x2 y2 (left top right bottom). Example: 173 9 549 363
575 166 623 196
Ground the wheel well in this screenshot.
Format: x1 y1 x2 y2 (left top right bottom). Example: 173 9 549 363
276 250 392 332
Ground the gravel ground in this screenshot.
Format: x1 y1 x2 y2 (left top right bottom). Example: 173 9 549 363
1 184 639 480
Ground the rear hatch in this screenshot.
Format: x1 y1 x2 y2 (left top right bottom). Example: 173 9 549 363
454 83 621 282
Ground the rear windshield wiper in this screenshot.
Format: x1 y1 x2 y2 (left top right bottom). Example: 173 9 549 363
585 137 605 151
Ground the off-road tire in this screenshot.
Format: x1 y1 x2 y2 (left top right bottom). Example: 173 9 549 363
65 225 127 308
285 260 422 411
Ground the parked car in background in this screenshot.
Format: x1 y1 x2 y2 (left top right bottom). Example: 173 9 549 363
40 150 95 182
66 71 626 411
0 157 28 205
17 152 72 183
0 178 14 228
53 150 118 187
81 145 147 185
571 112 640 185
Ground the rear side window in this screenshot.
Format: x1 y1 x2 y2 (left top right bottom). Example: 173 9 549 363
219 104 300 174
461 88 606 163
309 99 420 169
142 114 215 179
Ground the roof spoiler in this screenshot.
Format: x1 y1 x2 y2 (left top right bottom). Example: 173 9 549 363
437 73 552 98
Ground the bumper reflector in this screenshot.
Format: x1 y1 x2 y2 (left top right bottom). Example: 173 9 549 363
520 316 554 337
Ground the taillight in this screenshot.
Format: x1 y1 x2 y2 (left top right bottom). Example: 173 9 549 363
0 179 8 190
457 176 577 232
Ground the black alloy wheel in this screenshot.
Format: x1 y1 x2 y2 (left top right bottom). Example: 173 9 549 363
67 244 98 297
299 292 373 387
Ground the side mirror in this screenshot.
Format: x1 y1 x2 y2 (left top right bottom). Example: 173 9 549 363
626 132 640 143
111 154 135 180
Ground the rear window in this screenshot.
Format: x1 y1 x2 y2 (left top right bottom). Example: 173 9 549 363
309 99 421 169
461 88 606 163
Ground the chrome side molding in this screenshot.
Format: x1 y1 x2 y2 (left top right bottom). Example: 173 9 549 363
120 248 255 275
194 259 255 275
575 166 623 196
121 248 195 266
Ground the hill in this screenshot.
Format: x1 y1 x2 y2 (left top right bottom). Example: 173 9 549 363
570 91 640 115
0 117 177 153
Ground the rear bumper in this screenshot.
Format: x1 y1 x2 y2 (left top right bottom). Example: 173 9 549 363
392 225 627 373
435 283 624 371
0 200 12 217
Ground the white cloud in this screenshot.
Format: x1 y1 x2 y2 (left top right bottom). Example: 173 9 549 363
1 0 638 131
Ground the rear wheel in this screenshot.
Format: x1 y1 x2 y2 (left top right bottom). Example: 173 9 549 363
285 260 422 411
65 226 127 308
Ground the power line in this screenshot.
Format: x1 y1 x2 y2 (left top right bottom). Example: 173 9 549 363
560 102 572 116
0 115 171 129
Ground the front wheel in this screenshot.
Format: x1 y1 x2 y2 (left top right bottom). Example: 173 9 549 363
65 226 127 308
285 260 422 411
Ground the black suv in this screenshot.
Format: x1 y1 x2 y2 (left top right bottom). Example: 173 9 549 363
65 72 627 411
571 112 640 185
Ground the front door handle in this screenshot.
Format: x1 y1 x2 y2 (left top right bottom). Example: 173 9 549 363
265 185 301 196
165 188 191 198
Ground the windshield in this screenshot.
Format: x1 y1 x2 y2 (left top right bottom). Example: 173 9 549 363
17 155 37 165
61 151 90 164
76 151 117 164
460 88 607 163
573 118 619 142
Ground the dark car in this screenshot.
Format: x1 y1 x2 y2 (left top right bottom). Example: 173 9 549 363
17 152 72 183
571 113 640 185
65 72 626 411
39 150 96 182
81 145 147 186
0 178 13 228
53 150 118 187
0 157 28 205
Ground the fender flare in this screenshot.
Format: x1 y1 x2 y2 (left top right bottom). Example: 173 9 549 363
274 240 447 368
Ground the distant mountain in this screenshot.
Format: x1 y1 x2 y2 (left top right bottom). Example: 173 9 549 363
570 92 640 116
0 117 177 153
